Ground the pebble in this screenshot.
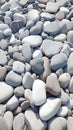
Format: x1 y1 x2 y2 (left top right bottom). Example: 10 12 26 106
56 68 63 77
0 49 7 65
57 106 68 117
6 95 19 111
30 58 44 74
19 29 29 40
0 24 9 31
67 52 73 75
4 111 13 130
48 117 67 130
44 21 60 36
22 72 33 89
3 28 12 36
50 53 67 71
19 0 28 6
32 79 46 106
69 76 73 92
22 44 32 62
0 39 8 50
33 50 42 59
27 9 40 23
14 86 24 98
13 106 22 115
61 44 71 57
13 13 26 24
46 73 61 96
67 31 73 44
56 11 65 21
46 2 59 13
37 0 48 3
54 34 67 42
0 105 6 116
1 2 11 12
25 108 47 130
13 61 25 73
67 116 73 130
22 35 42 48
0 66 6 81
59 73 71 89
13 52 25 63
40 12 55 21
60 7 69 15
0 82 13 103
21 101 30 111
39 97 61 121
0 116 8 130
40 40 63 58
5 70 22 87
13 113 25 130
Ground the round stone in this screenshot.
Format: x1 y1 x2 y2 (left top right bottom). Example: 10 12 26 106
0 67 6 81
32 79 46 106
3 28 12 36
60 7 69 15
13 61 25 73
54 34 67 42
0 116 8 130
33 50 42 59
21 101 30 111
0 49 7 65
67 116 73 130
67 52 73 75
57 106 68 117
69 76 73 92
14 86 24 98
46 2 59 13
67 31 73 44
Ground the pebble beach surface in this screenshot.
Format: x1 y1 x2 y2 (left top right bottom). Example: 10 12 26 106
0 0 73 130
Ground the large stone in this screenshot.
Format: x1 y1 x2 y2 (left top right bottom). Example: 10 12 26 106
32 79 46 106
25 108 47 130
40 40 63 58
46 2 59 13
67 52 73 75
39 97 61 121
22 35 42 48
50 53 67 71
0 82 13 103
46 73 61 96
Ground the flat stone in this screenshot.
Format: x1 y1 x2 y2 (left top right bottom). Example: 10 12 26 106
57 106 68 117
25 108 47 130
27 9 40 23
67 52 73 75
0 116 8 130
0 82 13 103
13 61 25 73
40 40 63 58
40 57 51 81
22 72 33 89
67 116 73 130
22 44 32 62
14 86 24 97
13 113 25 130
48 117 67 130
32 79 46 106
46 2 59 13
13 52 25 63
0 49 7 65
54 34 66 42
40 12 55 21
4 111 13 130
6 95 19 111
39 97 61 121
33 50 42 59
30 58 44 74
0 67 6 81
56 11 65 20
50 53 67 71
22 35 42 48
46 73 61 96
44 21 60 36
59 73 71 89
5 70 22 87
69 76 73 92
67 31 73 44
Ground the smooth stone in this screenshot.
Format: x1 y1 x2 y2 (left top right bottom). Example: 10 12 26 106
9 34 16 45
4 16 11 25
0 49 7 65
19 29 29 40
3 28 12 36
13 52 25 63
1 2 10 12
46 73 61 96
0 105 6 116
0 0 5 4
56 68 63 77
0 24 9 31
0 31 4 40
67 31 73 44
44 21 60 36
0 116 8 130
66 9 73 20
4 111 13 130
26 21 34 29
67 98 73 109
50 53 67 71
67 52 73 75
13 106 22 115
14 86 24 97
40 40 63 58
54 34 66 42
40 12 55 21
21 101 30 111
32 79 46 106
46 2 59 13
25 63 31 72
30 21 43 35
56 11 65 21
0 82 13 103
0 39 8 50
48 117 67 130
57 106 68 117
33 50 42 59
19 0 28 6
25 108 47 130
60 7 69 15
22 35 42 48
27 9 40 23
67 116 73 130
40 57 51 81
37 0 48 3
61 44 71 57
13 113 25 130
59 89 69 105
22 72 33 89
57 0 69 7
59 73 70 89
30 58 44 74
13 61 25 73
5 70 22 87
22 44 32 62
69 76 73 92
6 95 19 111
39 97 61 121
0 67 6 81
10 20 24 33
13 13 26 24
